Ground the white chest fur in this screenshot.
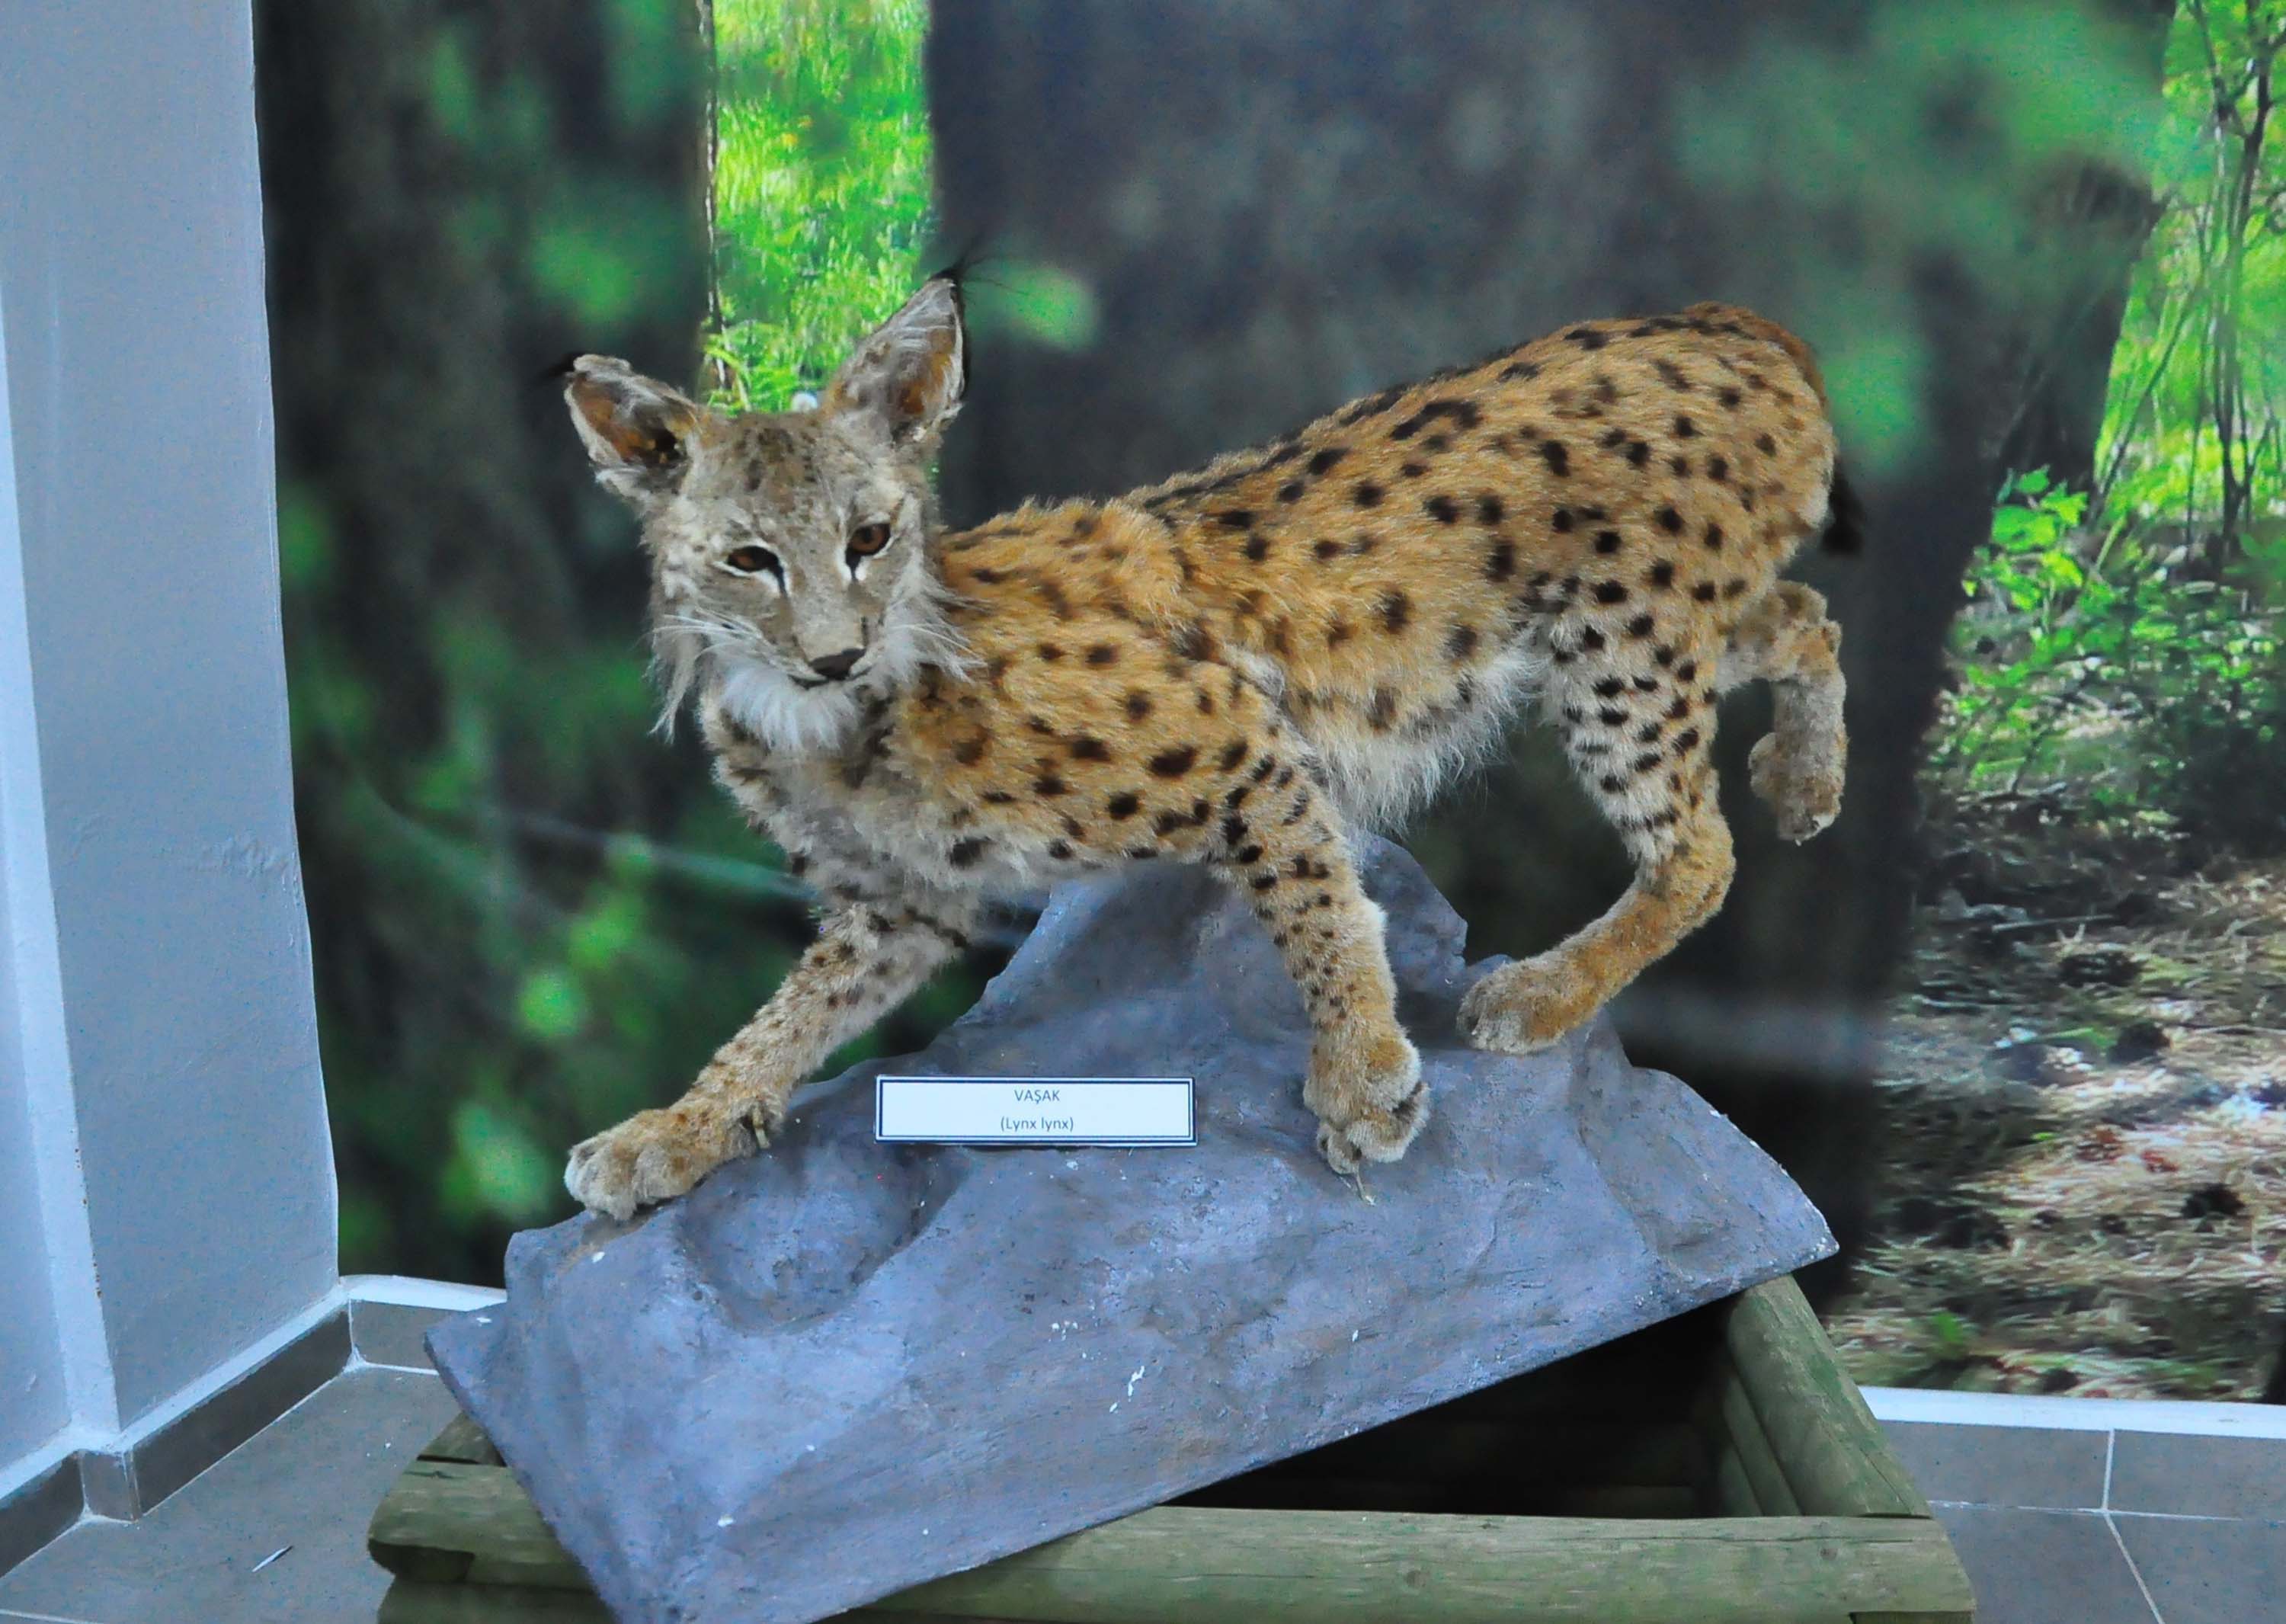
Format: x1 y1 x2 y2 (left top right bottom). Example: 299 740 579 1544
711 719 1059 904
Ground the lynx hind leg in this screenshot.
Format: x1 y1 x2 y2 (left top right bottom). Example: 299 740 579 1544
1462 649 1737 1055
1722 582 1846 843
1214 761 1424 1174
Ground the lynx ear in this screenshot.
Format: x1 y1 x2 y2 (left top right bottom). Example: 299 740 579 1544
824 274 967 446
560 356 703 504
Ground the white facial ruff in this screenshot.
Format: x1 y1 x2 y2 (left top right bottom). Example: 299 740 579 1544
699 577 971 755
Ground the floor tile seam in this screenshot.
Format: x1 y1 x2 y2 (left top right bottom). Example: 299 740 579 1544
2104 1508 2169 1624
1927 1497 2271 1525
343 1350 445 1377
2107 1507 2286 1526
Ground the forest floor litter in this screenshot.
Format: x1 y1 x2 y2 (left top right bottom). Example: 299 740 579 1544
1827 786 2286 1400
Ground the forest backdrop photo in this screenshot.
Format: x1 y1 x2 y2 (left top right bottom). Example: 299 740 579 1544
253 0 2284 1398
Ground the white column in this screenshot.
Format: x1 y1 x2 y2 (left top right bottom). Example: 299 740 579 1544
0 279 107 1472
0 0 338 1467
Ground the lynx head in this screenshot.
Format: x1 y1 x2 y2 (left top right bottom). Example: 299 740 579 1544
562 274 969 751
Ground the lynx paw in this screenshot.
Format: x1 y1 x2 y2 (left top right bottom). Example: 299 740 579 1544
1459 955 1602 1055
564 1101 770 1221
1306 1032 1427 1175
1748 733 1843 843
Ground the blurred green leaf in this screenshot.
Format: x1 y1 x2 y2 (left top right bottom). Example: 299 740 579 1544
1825 325 1930 476
275 481 334 594
516 966 590 1042
973 261 1100 352
450 1099 559 1222
531 216 648 326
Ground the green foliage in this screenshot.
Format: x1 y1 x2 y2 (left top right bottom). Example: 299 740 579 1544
1936 463 2284 844
706 0 936 409
1923 1309 1977 1363
1934 469 2108 791
2099 2 2286 533
1932 5 2286 853
268 0 966 1284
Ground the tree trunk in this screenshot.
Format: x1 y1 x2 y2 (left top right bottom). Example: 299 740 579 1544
930 0 2175 1297
255 0 713 1282
1990 1 2178 493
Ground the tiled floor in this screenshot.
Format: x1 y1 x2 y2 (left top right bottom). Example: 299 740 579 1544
1883 1417 2286 1624
0 1360 458 1624
4 1307 2280 1623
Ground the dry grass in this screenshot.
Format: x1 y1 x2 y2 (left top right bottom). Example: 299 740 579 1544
1827 793 2286 1399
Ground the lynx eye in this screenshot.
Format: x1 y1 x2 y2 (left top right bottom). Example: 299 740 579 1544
722 544 780 578
847 521 892 559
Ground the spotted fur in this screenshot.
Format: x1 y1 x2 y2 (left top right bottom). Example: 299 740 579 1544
555 277 1850 1219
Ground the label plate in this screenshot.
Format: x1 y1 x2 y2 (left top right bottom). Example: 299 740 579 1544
873 1075 1196 1146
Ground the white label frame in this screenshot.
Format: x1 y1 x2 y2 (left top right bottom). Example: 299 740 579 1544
873 1075 1196 1147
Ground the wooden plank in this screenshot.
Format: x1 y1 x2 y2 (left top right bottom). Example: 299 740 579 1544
421 1415 503 1467
369 1460 1972 1622
1723 1279 1929 1519
882 1507 1976 1622
369 1461 587 1591
1719 1376 1802 1517
1709 1446 1761 1517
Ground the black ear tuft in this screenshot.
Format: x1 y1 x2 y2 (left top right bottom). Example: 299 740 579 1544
929 231 995 295
535 351 586 387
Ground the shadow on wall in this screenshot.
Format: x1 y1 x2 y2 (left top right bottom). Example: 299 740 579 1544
928 0 2176 1297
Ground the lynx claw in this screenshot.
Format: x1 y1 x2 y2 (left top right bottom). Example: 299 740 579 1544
564 1102 769 1221
1314 1076 1430 1175
1307 1034 1427 1176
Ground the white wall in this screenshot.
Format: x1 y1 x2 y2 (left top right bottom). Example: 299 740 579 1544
0 286 78 1470
0 0 338 1448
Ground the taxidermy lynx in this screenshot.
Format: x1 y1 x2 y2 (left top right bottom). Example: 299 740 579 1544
558 271 1854 1219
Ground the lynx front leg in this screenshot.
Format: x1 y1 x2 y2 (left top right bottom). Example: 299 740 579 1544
1212 775 1424 1174
565 898 973 1219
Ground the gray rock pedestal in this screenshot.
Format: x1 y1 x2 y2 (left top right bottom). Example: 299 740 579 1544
428 838 1834 1624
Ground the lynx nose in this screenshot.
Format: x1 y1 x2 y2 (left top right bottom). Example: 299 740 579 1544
806 647 865 682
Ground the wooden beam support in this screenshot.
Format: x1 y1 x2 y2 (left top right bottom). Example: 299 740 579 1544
1722 1279 1929 1519
887 1507 1973 1623
1720 1375 1803 1517
367 1273 1974 1623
